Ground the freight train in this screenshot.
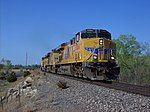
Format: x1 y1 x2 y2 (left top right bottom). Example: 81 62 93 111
41 29 120 80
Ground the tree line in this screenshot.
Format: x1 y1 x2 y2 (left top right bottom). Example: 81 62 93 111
0 59 40 71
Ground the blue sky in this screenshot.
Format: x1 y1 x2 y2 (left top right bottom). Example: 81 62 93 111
0 0 150 65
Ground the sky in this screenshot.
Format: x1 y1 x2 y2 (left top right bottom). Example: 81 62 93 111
0 0 150 65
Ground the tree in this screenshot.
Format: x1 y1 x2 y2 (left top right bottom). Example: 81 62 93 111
0 58 5 71
115 35 150 84
5 60 13 70
0 64 4 71
0 59 12 70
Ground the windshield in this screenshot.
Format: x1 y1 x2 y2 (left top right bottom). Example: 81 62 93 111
80 29 111 40
81 33 96 38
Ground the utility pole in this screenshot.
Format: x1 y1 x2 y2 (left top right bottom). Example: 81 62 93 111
26 52 28 69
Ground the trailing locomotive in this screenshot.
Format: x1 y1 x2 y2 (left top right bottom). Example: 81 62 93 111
41 29 120 80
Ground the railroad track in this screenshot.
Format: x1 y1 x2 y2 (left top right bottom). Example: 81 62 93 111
44 71 150 97
92 81 150 97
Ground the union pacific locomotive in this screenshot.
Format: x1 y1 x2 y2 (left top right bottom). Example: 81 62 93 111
41 29 120 80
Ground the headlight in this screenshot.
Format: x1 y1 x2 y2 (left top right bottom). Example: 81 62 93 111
111 56 115 60
93 55 97 59
99 39 103 45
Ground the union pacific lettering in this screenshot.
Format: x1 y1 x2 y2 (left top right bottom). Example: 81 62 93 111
85 47 113 54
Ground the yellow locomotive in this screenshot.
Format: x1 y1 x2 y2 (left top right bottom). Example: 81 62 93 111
41 29 120 80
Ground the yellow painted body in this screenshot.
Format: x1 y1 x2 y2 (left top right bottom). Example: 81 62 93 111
42 57 49 67
48 37 117 65
42 37 116 66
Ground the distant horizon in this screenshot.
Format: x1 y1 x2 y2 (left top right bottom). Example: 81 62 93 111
1 0 150 65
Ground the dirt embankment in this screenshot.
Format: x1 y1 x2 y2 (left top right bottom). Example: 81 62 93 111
0 69 45 112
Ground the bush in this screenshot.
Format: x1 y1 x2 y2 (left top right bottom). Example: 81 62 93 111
0 72 6 80
6 72 17 82
23 71 31 77
0 64 4 70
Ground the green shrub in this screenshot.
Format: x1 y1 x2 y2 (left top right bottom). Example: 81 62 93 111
6 72 17 82
0 72 6 80
23 71 31 77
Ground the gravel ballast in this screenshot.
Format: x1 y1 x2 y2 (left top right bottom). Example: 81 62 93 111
11 73 150 112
